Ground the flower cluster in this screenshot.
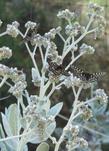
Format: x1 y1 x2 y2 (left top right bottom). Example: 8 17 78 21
44 27 62 40
0 63 27 97
0 64 10 76
23 96 57 143
0 64 25 82
47 42 59 60
72 137 88 148
65 22 85 37
95 89 108 104
64 125 79 138
64 75 81 88
30 34 48 47
64 74 92 89
48 42 57 52
79 43 95 55
95 24 105 38
6 21 19 37
25 21 37 30
88 2 106 39
8 81 27 98
24 95 40 119
57 9 76 21
8 69 27 97
64 124 88 150
0 46 12 60
88 2 104 17
79 104 93 121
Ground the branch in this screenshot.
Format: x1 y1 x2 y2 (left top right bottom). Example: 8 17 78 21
54 85 83 151
62 16 94 59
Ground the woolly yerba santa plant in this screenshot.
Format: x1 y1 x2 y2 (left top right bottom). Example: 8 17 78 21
0 2 108 151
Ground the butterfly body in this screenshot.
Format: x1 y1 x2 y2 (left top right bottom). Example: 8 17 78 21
48 58 64 76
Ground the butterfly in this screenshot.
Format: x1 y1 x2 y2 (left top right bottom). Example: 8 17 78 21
70 65 106 83
47 57 70 78
47 58 64 76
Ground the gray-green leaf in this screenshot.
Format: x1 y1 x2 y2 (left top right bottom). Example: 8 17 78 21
47 102 63 118
36 142 49 151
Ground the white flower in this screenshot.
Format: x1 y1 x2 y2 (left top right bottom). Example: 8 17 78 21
8 81 27 97
0 46 12 60
31 34 48 47
79 105 93 121
48 42 57 52
6 22 19 37
0 64 10 76
79 138 88 148
64 76 72 88
64 75 82 88
44 27 62 39
80 43 95 54
9 68 26 83
88 2 104 15
73 137 88 148
71 125 79 137
65 22 81 36
71 76 81 86
57 9 75 20
12 21 20 28
47 42 59 60
66 137 88 150
95 24 105 38
25 21 37 29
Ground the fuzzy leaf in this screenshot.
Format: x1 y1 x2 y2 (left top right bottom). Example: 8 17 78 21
0 123 13 151
43 99 51 113
32 68 36 80
45 121 56 137
0 143 7 151
1 113 18 149
47 102 63 118
7 104 20 135
1 113 12 136
29 121 56 144
36 142 49 151
0 123 5 138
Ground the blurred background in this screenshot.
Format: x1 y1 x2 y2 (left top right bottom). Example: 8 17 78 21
0 0 109 150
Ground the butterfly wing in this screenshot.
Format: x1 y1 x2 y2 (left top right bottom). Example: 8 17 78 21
70 65 105 83
77 72 106 82
47 58 64 76
70 65 84 75
86 72 106 82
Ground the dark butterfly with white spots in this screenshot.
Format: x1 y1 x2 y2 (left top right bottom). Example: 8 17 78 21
47 58 105 82
70 65 106 83
47 58 69 77
47 58 64 76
